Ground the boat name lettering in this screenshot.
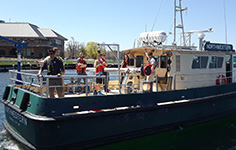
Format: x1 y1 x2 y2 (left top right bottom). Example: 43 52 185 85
204 43 233 52
5 106 27 126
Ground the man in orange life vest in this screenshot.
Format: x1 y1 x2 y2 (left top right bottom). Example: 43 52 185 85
76 52 87 88
145 50 156 90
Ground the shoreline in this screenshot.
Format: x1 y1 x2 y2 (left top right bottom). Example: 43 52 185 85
0 64 118 72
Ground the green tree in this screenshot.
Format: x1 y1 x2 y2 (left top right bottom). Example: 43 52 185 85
86 42 99 59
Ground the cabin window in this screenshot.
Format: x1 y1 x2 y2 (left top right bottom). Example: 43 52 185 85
160 55 167 68
209 56 224 69
153 55 159 68
129 58 134 66
233 56 236 68
176 55 181 71
192 56 208 69
136 56 143 67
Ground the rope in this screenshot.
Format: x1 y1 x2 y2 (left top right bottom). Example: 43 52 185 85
223 0 228 44
151 0 165 31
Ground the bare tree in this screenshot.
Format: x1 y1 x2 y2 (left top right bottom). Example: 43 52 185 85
66 37 79 59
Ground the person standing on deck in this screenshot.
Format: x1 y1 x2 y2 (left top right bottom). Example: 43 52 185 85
37 49 65 98
145 50 156 90
36 47 65 75
101 53 109 92
94 54 104 95
76 52 87 93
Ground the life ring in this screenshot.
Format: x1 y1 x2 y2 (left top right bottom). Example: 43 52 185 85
141 66 151 76
216 74 227 85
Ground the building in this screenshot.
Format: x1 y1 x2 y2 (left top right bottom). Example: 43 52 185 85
0 22 67 58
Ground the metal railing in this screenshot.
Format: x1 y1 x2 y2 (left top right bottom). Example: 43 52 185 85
8 70 161 98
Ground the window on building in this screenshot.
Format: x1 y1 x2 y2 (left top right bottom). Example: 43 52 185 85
30 38 34 44
22 48 34 56
55 39 62 45
0 50 5 56
209 56 224 68
10 48 17 55
192 56 208 69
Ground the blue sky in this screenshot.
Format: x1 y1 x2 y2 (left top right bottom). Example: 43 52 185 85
1 0 236 50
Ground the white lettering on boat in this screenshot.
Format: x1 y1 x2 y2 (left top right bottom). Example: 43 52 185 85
5 106 27 126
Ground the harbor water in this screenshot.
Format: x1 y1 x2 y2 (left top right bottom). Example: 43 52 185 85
1 71 236 149
0 72 21 150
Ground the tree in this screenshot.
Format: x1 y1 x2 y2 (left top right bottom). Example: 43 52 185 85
86 42 99 59
66 37 80 59
77 42 86 58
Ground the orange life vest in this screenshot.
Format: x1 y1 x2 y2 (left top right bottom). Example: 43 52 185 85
76 59 86 71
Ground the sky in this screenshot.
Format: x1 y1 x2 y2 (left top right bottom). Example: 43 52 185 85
1 0 236 51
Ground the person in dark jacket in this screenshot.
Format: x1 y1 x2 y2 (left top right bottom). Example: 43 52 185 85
37 49 65 98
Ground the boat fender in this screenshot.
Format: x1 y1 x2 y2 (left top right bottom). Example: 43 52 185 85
141 66 151 76
216 74 227 85
2 86 10 101
19 92 30 111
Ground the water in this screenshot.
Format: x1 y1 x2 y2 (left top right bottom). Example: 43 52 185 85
0 72 22 150
1 71 236 150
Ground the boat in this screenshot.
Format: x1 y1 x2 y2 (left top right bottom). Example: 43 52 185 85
2 0 236 149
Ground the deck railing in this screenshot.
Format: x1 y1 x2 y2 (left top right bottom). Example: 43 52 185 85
8 70 159 98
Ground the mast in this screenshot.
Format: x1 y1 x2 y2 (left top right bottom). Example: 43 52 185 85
173 0 187 46
173 0 176 45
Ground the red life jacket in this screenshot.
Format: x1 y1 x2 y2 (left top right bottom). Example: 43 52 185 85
101 58 107 72
96 60 104 73
76 59 86 71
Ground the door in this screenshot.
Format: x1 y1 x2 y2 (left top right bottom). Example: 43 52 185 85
232 54 236 83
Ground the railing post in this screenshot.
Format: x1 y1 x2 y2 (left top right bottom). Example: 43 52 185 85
46 77 49 98
9 70 12 85
106 73 109 94
85 77 88 96
174 73 176 90
39 76 43 96
156 74 158 92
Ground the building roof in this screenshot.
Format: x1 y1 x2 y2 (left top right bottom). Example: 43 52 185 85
38 28 67 40
0 22 67 40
